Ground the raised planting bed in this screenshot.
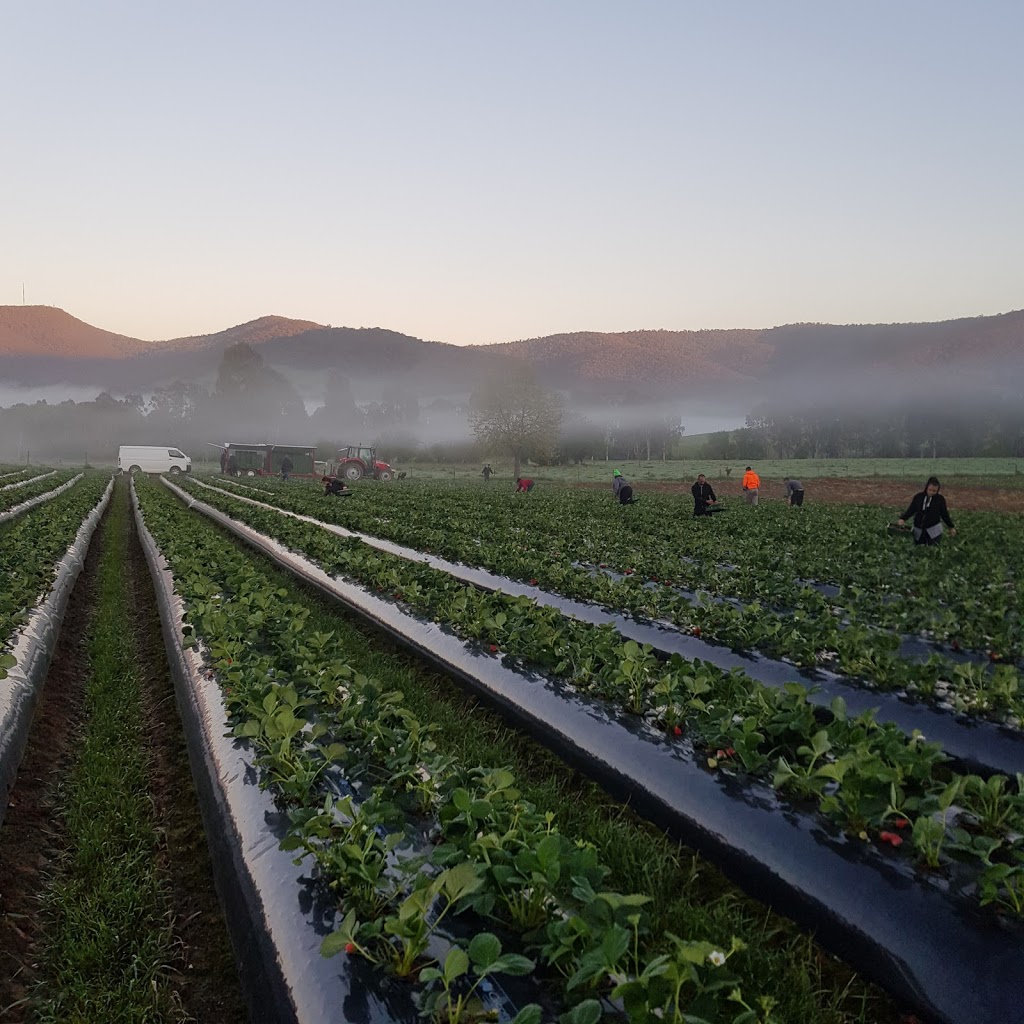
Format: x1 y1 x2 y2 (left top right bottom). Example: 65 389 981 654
0 475 112 823
195 477 1024 729
0 471 82 522
203 477 1023 665
161 477 1024 1024
181 479 1024 777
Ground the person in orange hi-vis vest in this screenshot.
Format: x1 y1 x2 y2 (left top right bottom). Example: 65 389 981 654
741 466 761 506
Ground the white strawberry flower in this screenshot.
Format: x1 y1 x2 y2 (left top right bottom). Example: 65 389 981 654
708 950 726 967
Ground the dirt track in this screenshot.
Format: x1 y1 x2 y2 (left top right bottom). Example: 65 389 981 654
581 477 1024 513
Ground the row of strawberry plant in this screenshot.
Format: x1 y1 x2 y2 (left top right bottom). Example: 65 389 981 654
195 478 1023 727
171 479 1024 917
0 474 110 672
135 477 780 1024
206 477 1021 662
0 469 77 512
0 466 39 484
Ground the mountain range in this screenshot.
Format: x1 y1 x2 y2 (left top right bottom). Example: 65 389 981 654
1 305 1022 409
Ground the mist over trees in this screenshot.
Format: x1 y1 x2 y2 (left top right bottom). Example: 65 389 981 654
699 399 1024 461
2 337 1023 468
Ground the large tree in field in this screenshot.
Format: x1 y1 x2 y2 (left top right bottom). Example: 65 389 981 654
469 365 562 478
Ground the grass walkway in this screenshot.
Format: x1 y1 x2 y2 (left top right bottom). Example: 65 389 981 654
32 485 194 1022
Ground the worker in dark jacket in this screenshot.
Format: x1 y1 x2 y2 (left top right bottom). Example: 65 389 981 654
898 476 956 545
612 469 638 504
481 463 493 482
280 455 294 481
784 477 805 507
691 474 720 517
323 476 352 497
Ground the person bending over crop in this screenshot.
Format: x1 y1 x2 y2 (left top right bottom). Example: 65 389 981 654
323 476 352 498
691 474 720 517
515 477 535 493
898 476 956 545
612 469 639 505
784 477 805 507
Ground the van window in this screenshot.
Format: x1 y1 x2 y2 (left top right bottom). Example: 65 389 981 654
168 449 185 458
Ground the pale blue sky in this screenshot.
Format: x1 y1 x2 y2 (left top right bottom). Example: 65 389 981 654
2 1 1021 344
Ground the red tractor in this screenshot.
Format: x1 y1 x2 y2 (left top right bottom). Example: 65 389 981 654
333 445 396 482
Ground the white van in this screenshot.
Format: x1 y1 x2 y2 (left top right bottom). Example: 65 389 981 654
118 445 192 475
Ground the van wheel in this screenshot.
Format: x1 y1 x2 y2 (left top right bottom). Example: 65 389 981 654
168 466 182 475
129 465 142 475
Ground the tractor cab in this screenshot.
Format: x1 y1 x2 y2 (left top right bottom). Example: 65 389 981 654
334 444 396 482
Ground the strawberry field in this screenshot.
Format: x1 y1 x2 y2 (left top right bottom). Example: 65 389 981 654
3 469 1023 1024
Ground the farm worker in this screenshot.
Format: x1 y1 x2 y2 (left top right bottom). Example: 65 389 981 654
784 477 805 507
691 474 719 517
481 463 493 482
226 453 238 476
612 469 638 505
741 466 760 506
323 476 352 498
280 455 294 481
219 448 228 474
898 476 956 546
515 477 535 493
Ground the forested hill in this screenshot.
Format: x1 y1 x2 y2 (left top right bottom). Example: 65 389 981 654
0 305 1021 402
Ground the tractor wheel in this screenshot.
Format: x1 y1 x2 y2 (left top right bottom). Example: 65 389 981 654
377 469 393 482
343 463 364 482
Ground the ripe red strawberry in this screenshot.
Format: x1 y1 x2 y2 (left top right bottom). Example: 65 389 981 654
344 943 356 954
529 578 538 585
489 644 499 653
692 626 702 638
673 725 682 736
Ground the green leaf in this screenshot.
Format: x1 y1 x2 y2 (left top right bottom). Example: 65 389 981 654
511 1006 543 1024
560 1000 602 1024
443 945 469 982
468 932 502 969
487 953 535 977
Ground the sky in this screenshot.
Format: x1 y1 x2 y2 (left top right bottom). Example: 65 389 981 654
2 1 1021 346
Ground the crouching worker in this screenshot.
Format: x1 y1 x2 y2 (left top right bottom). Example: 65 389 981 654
323 476 352 498
691 474 722 517
898 476 956 545
612 469 638 505
515 476 535 493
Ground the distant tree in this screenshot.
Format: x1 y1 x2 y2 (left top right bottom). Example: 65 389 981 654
213 342 306 428
559 415 604 464
150 381 208 420
469 365 562 478
216 343 266 396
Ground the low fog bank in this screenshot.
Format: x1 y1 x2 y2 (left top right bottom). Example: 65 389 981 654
1 339 1021 466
